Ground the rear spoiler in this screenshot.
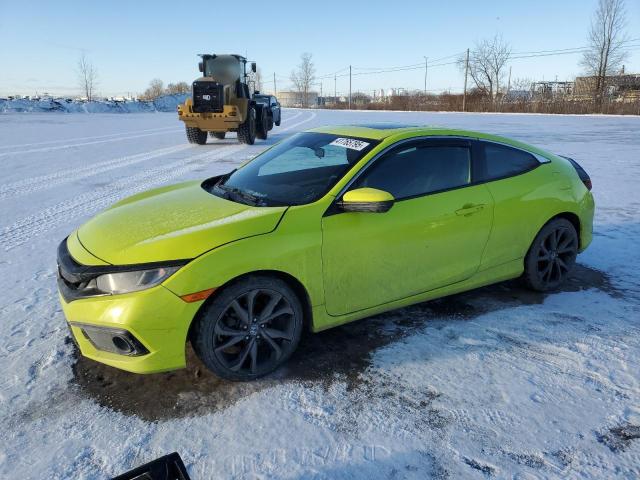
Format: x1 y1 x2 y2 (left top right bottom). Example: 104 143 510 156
559 155 592 191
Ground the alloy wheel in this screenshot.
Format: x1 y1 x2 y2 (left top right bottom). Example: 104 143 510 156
212 289 296 375
536 226 577 286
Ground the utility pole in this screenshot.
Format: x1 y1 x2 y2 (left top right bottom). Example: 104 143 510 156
273 72 277 95
334 74 337 106
423 56 428 95
506 66 512 96
348 65 352 110
462 48 469 112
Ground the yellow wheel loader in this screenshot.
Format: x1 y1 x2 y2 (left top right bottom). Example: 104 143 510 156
177 54 269 145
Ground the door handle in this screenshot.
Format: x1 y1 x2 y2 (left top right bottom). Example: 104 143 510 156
455 203 485 216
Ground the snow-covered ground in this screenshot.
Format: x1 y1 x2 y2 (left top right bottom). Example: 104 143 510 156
0 109 639 479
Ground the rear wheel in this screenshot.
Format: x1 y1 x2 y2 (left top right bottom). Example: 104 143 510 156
256 107 268 140
267 115 274 131
186 126 207 145
210 132 226 140
191 276 304 381
523 218 578 291
237 107 256 145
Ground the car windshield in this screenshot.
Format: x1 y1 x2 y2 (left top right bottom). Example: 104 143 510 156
254 96 269 104
205 132 378 206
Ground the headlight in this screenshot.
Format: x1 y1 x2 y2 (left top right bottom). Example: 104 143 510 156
95 266 180 295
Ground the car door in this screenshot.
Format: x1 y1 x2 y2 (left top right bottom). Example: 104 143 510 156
321 138 494 316
475 141 555 269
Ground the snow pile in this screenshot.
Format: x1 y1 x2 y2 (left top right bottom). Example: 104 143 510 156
0 94 189 114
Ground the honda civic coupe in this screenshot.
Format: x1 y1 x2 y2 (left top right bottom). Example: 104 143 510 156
57 125 594 381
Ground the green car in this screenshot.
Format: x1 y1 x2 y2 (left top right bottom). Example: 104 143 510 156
57 125 594 380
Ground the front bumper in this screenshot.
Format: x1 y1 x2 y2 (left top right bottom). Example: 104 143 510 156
60 285 201 373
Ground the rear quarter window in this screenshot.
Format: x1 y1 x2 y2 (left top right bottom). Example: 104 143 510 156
479 142 540 181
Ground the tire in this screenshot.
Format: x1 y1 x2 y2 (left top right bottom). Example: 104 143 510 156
191 276 304 381
256 107 268 140
267 116 274 131
523 218 578 292
211 132 226 140
186 126 207 145
237 107 256 145
275 113 281 127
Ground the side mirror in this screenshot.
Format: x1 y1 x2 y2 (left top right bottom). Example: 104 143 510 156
251 62 257 73
198 61 204 73
338 188 394 213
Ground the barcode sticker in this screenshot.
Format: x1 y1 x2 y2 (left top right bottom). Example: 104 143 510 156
329 138 370 151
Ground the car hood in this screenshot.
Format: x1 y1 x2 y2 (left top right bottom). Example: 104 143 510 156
77 180 287 265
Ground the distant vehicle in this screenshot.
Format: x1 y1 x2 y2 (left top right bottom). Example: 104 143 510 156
177 54 270 145
252 93 281 129
57 125 594 381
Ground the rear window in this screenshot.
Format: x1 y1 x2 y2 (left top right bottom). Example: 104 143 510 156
479 142 540 181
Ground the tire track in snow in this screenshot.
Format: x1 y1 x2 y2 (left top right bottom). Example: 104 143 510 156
0 145 245 251
0 126 179 151
0 110 317 251
0 144 192 201
276 110 317 132
0 128 183 158
0 111 303 158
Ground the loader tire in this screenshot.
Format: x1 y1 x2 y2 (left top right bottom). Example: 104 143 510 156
237 107 256 145
186 126 207 145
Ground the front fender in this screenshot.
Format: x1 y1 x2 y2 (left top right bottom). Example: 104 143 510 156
161 201 328 312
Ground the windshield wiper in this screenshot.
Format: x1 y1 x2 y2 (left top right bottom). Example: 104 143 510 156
214 183 264 206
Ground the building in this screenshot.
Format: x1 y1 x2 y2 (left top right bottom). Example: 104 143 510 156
574 73 640 99
275 90 319 108
531 81 574 97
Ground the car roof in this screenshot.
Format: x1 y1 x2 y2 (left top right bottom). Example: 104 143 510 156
308 124 552 157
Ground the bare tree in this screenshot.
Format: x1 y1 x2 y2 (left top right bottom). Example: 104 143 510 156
581 0 628 103
77 52 98 101
459 35 511 100
290 53 316 107
141 79 165 100
165 81 190 95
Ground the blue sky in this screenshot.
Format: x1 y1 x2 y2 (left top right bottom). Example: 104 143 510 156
1 0 638 97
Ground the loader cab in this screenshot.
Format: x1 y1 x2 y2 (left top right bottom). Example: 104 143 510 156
192 54 253 113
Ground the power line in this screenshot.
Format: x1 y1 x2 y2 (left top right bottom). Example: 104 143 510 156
315 38 640 81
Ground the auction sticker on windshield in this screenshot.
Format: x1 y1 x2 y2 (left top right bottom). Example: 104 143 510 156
329 138 370 151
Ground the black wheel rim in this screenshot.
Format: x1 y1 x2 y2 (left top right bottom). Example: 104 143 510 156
536 226 577 286
213 289 296 375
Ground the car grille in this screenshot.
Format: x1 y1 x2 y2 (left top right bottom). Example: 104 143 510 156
57 240 104 301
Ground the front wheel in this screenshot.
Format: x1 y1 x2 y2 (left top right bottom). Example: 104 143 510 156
523 218 578 291
256 107 268 140
237 107 256 145
191 276 304 381
186 126 207 145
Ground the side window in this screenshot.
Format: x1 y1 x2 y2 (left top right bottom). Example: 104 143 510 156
352 144 471 200
480 143 539 181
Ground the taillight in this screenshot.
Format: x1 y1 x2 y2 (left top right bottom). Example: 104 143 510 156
560 155 592 191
